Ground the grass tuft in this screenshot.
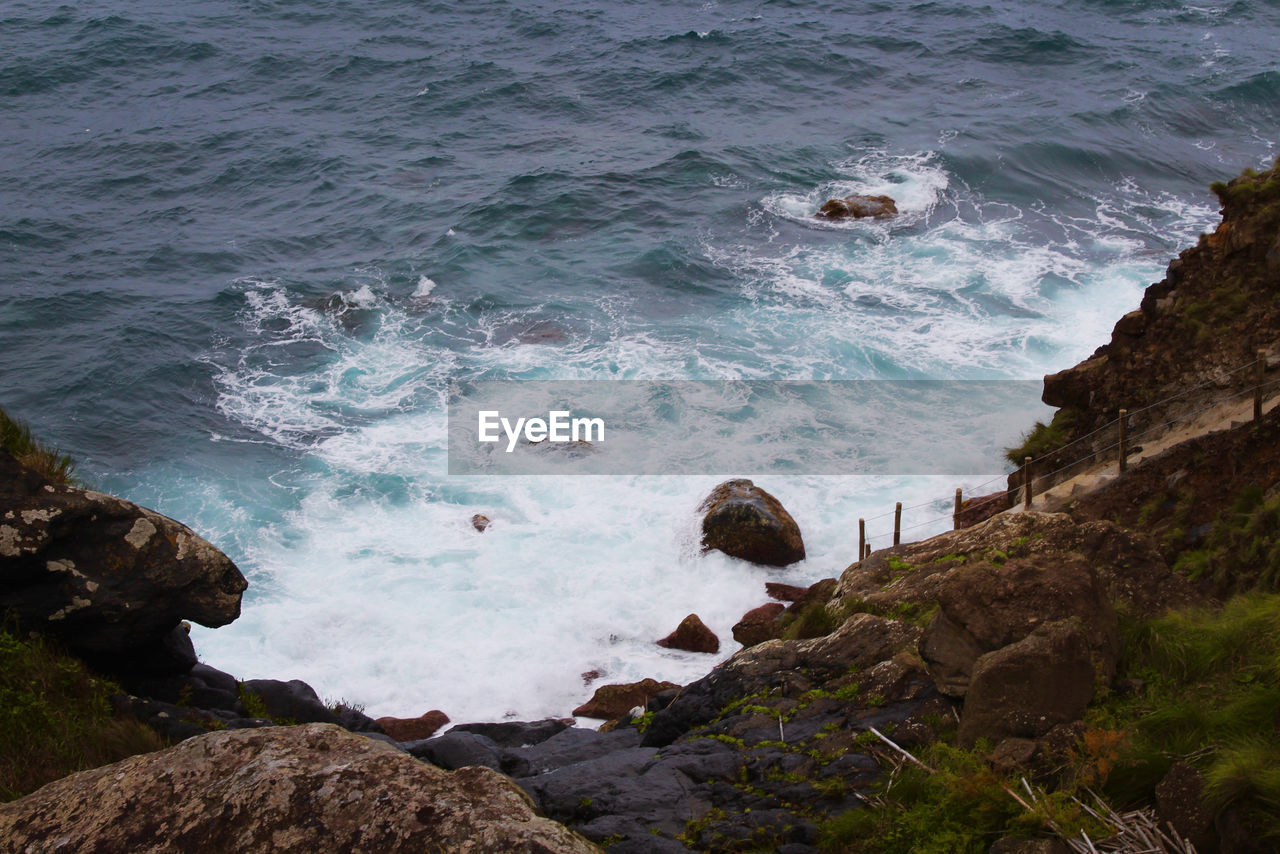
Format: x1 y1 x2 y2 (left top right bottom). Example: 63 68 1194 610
0 405 76 485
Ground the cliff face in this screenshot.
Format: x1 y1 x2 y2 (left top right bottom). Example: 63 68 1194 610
1040 161 1280 449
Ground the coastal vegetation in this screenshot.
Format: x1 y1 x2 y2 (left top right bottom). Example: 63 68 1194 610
0 405 75 485
0 624 162 801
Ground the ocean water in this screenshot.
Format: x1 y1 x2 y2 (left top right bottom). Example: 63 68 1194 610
2 0 1277 721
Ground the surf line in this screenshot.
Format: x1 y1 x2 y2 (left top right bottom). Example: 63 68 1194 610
477 410 605 453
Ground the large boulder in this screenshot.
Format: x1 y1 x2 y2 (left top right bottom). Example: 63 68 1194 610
0 449 247 672
699 479 806 567
0 723 599 854
957 620 1097 746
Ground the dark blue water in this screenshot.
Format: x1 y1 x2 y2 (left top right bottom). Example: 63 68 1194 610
2 0 1276 719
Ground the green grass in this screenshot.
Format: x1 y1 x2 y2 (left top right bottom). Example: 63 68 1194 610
0 625 164 801
1100 593 1280 838
0 405 76 485
1173 485 1280 593
1004 408 1079 466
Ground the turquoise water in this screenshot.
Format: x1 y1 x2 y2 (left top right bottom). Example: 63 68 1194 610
1 0 1276 720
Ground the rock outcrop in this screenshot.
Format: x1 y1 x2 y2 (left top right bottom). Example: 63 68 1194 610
815 194 898 219
699 479 805 567
573 678 681 720
0 448 247 674
0 723 599 853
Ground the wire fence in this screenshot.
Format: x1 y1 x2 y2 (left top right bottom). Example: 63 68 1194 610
854 351 1277 557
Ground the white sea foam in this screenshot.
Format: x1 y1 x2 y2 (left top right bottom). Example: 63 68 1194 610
190 158 1219 722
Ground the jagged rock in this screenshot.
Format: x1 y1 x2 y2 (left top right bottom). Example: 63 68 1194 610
644 613 922 747
573 678 681 720
377 709 450 741
830 513 1181 696
815 194 898 219
472 513 492 532
656 613 720 653
0 724 598 853
699 479 806 567
0 448 247 673
958 619 1097 746
406 730 505 771
732 602 786 647
503 727 643 779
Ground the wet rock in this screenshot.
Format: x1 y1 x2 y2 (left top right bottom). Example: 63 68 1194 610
699 479 806 567
377 709 450 741
0 448 247 674
450 718 573 748
471 513 491 532
765 581 810 601
656 613 720 654
405 730 505 771
573 677 681 720
815 194 898 219
0 724 598 853
958 620 1097 746
732 601 786 647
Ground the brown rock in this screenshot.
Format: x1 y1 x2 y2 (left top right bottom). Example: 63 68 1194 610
765 582 810 602
815 194 898 219
656 613 720 654
471 514 491 532
0 724 598 854
988 737 1038 771
699 479 805 567
958 620 1097 746
953 490 1008 529
376 709 451 741
573 677 680 720
990 839 1071 854
732 602 786 647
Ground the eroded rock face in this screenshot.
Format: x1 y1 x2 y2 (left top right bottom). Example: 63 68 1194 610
0 449 246 670
699 479 806 567
815 194 898 219
0 724 599 854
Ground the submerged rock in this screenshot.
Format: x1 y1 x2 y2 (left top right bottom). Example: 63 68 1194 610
0 724 598 853
0 448 247 675
815 194 898 220
699 479 806 567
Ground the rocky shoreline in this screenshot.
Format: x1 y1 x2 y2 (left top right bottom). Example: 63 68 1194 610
3 161 1280 852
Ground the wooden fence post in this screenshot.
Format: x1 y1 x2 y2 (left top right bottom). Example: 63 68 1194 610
858 518 865 562
1256 350 1266 421
893 502 902 546
1118 409 1128 474
1023 456 1032 510
953 488 962 530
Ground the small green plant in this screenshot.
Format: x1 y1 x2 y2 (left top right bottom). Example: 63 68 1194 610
1004 408 1078 466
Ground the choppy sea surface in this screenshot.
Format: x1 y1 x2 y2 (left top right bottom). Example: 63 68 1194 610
2 0 1277 720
